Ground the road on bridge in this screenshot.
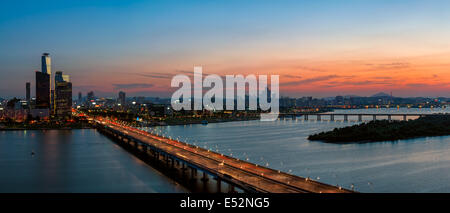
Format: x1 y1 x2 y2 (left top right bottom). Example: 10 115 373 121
98 119 353 193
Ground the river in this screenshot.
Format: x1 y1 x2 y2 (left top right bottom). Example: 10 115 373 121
146 107 450 192
0 129 187 192
1 107 449 192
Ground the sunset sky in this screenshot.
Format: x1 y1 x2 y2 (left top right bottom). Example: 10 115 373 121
1 0 450 98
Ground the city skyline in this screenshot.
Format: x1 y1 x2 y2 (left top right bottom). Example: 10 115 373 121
1 0 450 98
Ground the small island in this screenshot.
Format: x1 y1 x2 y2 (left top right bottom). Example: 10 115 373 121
308 114 450 143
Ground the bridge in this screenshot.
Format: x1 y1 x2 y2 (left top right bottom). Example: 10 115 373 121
93 118 353 193
279 113 430 122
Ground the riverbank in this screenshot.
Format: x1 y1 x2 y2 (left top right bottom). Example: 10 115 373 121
308 114 450 143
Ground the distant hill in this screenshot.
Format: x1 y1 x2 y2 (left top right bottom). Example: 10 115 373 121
371 92 391 97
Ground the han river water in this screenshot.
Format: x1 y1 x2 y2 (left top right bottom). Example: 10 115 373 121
1 107 449 192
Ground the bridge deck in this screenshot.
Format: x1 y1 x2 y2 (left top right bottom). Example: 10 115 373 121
99 120 352 193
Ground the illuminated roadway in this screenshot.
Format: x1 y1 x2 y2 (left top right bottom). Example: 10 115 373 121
94 118 354 193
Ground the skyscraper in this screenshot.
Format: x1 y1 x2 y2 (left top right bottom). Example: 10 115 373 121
35 71 50 109
39 53 53 112
41 53 51 94
26 82 30 102
54 71 72 119
41 53 51 75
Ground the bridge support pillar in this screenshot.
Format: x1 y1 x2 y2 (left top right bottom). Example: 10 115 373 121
330 115 334 121
373 115 376 121
190 167 197 179
344 115 348 122
228 184 235 193
358 115 362 122
216 178 222 193
181 163 187 173
304 115 308 121
201 172 209 182
317 115 321 121
388 115 392 121
403 115 407 121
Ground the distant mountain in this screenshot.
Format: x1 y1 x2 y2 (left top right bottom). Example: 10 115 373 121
371 92 391 97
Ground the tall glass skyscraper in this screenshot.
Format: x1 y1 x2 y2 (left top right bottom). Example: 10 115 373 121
41 53 51 75
36 53 52 111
